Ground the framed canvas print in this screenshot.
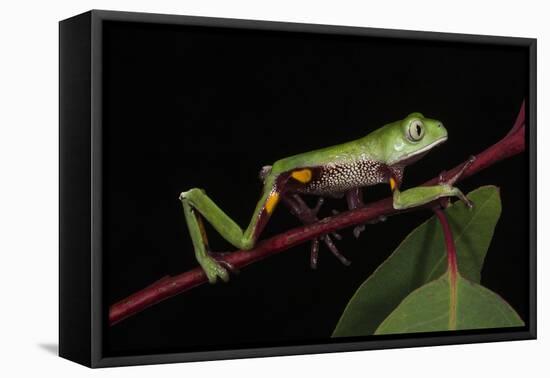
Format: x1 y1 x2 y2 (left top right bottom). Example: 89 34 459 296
59 10 536 368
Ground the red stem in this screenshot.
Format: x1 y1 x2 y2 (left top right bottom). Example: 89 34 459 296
433 207 459 330
433 208 458 280
506 100 525 138
109 103 526 326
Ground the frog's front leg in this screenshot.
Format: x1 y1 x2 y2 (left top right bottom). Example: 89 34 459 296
391 156 475 210
332 188 380 238
345 188 368 238
179 175 283 284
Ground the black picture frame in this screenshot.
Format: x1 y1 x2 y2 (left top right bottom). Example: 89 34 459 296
59 9 537 368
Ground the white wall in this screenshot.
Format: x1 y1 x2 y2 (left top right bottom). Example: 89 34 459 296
0 0 547 376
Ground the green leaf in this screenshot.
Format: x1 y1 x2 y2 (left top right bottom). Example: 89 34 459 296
332 186 501 337
375 272 524 334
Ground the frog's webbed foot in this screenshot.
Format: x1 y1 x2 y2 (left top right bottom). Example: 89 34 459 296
200 250 240 283
282 194 350 269
198 254 230 284
333 210 385 238
208 251 240 274
309 232 350 268
437 155 476 209
331 208 365 239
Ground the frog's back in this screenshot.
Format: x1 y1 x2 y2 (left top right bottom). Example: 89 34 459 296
271 137 377 174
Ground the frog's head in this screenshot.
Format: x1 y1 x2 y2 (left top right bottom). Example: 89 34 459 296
379 112 448 166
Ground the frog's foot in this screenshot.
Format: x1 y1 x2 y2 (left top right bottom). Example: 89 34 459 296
353 225 365 239
311 234 351 269
208 251 240 275
331 209 365 239
438 155 476 209
282 194 350 269
198 253 232 284
444 155 476 186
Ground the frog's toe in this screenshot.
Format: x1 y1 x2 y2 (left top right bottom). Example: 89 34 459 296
309 234 351 269
209 252 240 275
353 224 366 238
451 188 474 210
200 256 230 284
322 234 351 266
463 197 474 209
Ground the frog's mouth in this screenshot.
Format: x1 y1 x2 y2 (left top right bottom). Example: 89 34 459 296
392 136 448 166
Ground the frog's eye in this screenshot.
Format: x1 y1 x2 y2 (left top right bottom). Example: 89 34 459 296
407 120 425 141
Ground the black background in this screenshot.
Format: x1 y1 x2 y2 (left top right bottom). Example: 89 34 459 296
103 20 529 356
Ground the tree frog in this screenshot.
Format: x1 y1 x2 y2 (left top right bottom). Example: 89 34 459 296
180 113 472 283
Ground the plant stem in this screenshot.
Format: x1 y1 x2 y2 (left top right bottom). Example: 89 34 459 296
433 208 458 280
109 102 526 326
433 207 459 329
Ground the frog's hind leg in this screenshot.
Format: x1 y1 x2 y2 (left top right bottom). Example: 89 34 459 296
181 200 230 283
180 174 283 283
282 193 351 269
